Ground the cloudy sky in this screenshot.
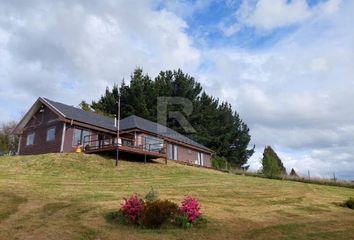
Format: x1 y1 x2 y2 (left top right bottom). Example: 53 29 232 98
1 0 353 179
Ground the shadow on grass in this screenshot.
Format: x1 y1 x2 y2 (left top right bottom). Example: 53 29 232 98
0 192 28 221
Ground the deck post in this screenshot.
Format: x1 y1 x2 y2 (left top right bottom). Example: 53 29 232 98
144 155 146 164
165 157 167 165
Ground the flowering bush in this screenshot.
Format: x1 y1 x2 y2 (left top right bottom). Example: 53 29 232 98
179 196 202 222
108 193 206 229
121 194 144 223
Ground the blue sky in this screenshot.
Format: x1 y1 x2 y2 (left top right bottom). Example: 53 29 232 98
0 0 353 179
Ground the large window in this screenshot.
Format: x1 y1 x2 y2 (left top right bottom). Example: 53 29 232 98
144 136 163 152
196 152 204 166
72 128 90 146
169 144 178 160
26 132 35 146
46 127 56 142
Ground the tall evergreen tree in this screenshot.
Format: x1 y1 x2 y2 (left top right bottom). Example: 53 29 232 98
261 146 287 177
90 68 254 167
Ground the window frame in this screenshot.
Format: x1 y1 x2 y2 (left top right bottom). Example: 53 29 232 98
46 127 56 142
72 128 83 147
169 144 178 160
26 132 35 146
72 127 91 147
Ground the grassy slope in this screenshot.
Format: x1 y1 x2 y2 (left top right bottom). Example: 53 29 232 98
0 153 353 240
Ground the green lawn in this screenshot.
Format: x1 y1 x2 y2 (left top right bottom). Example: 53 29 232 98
0 153 353 240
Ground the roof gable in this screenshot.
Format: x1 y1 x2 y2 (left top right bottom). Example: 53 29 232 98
13 97 64 134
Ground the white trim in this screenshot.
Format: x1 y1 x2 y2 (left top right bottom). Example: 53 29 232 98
40 97 66 118
60 123 66 152
17 135 22 154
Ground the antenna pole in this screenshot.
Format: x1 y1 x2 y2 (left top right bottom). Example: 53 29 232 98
116 91 121 166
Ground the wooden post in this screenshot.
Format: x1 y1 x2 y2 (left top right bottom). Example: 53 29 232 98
308 170 310 180
144 155 146 164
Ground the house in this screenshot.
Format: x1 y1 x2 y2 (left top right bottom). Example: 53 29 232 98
14 97 213 167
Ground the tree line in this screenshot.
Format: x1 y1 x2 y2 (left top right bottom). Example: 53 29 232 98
85 68 255 167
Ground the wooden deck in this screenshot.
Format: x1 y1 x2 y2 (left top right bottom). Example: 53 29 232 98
83 134 167 159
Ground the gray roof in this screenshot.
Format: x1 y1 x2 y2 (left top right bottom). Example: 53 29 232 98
44 98 211 152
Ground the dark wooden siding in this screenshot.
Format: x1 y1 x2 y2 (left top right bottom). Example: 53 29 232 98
166 142 212 167
19 105 63 155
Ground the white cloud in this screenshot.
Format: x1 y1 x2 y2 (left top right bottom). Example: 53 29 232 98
0 0 200 121
201 1 354 178
221 0 343 35
244 0 312 30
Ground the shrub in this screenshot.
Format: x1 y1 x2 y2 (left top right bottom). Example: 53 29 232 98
121 194 144 224
175 213 192 228
179 196 202 223
344 197 354 209
212 155 229 170
141 200 178 228
145 187 158 202
105 209 128 225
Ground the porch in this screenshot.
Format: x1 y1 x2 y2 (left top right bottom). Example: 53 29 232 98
82 133 167 159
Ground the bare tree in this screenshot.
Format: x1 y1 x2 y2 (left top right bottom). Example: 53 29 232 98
0 121 18 155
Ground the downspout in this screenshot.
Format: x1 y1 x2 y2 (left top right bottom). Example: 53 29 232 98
17 135 22 155
60 123 66 152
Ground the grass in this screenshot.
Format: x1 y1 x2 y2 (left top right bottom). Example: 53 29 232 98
0 153 353 240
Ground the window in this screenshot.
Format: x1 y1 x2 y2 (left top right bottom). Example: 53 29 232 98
73 128 82 146
46 127 56 142
169 144 178 160
72 128 91 147
82 130 90 145
196 152 204 166
26 132 35 146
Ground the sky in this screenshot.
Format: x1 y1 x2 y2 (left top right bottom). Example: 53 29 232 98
0 0 353 179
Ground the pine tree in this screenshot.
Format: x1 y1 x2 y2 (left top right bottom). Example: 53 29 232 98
261 146 286 177
90 68 255 166
289 168 299 177
79 100 92 112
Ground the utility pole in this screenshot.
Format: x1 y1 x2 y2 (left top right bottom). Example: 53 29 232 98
116 92 121 167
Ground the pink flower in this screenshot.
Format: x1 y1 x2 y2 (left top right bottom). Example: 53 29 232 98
121 194 144 223
179 196 202 222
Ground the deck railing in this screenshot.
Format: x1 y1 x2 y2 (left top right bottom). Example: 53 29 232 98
82 134 166 155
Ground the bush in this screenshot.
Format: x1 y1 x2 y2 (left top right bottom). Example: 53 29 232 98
112 193 206 229
175 213 192 228
145 187 158 202
179 196 202 223
105 209 127 225
121 194 144 224
344 197 354 209
141 200 178 228
212 155 229 170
